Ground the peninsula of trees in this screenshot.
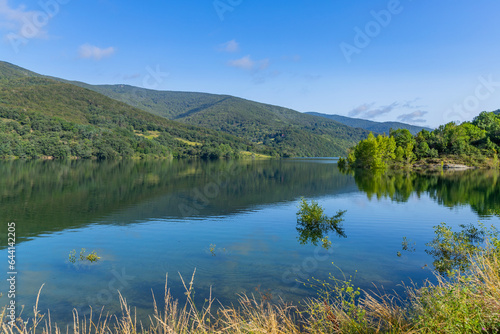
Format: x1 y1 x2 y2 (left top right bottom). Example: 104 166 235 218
340 111 500 169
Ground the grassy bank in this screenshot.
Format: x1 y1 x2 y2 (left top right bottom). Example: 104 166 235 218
2 239 500 333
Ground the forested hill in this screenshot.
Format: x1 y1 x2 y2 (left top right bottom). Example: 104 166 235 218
306 112 433 135
0 61 273 160
62 82 371 157
0 62 41 83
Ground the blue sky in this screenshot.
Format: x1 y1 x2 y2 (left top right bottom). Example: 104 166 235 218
1 0 500 128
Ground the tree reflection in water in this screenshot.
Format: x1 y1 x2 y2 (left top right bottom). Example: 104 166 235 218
339 167 500 218
296 198 346 249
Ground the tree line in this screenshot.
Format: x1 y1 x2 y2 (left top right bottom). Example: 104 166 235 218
339 111 500 169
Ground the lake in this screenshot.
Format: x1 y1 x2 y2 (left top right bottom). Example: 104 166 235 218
1 158 499 325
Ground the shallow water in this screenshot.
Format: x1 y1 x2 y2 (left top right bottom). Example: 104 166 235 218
0 159 499 325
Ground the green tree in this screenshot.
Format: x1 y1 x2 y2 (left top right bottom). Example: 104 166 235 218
296 198 346 248
390 128 415 148
352 132 379 168
473 111 500 133
415 141 430 159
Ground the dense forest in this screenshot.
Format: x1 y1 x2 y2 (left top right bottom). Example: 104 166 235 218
340 111 500 169
0 63 285 160
64 82 371 157
0 61 372 159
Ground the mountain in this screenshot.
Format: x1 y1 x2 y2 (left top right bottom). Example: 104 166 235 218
0 61 269 160
0 61 40 83
60 82 371 157
306 112 433 135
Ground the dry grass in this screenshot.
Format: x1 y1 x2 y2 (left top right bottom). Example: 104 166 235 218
1 271 302 334
408 244 500 333
2 246 500 334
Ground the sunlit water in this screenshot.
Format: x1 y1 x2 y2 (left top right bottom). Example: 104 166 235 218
0 159 499 325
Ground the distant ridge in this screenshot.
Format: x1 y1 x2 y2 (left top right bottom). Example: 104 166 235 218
306 112 433 135
0 61 371 158
59 82 371 157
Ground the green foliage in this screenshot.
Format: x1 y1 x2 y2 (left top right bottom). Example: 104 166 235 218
425 223 499 276
345 111 500 169
0 61 374 159
350 133 396 169
347 168 500 218
390 128 415 148
303 273 366 333
296 198 346 248
69 81 371 157
68 248 101 264
399 237 416 256
337 157 347 169
0 62 276 160
473 111 500 133
303 224 500 334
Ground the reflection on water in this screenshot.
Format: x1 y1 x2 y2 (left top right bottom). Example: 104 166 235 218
296 198 346 249
0 159 357 248
0 159 499 326
342 168 500 217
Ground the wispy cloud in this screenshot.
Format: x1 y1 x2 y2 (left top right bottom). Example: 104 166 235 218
402 98 425 109
219 39 239 53
349 102 399 119
397 110 428 123
253 70 280 85
228 55 269 71
78 44 116 60
365 102 399 119
302 73 322 81
0 0 47 38
122 73 141 80
349 103 375 117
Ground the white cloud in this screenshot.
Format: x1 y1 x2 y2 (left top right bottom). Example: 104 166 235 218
0 0 48 39
228 55 270 71
219 39 239 53
228 55 254 70
78 44 116 60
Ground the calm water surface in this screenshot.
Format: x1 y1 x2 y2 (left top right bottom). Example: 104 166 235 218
0 159 499 324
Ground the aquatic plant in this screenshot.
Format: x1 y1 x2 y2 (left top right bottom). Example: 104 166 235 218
3 224 500 333
68 248 101 264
